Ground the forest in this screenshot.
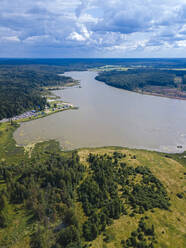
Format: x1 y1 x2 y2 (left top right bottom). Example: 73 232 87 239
95 69 186 92
0 65 73 120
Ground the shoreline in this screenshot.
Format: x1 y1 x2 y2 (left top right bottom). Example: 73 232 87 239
45 80 80 91
100 82 186 101
134 89 186 101
97 80 186 101
1 120 186 167
18 106 78 123
94 69 186 101
0 104 78 124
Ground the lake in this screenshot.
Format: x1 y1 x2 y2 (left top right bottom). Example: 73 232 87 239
14 70 186 153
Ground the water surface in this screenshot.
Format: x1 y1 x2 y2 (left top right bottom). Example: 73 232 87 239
14 71 186 153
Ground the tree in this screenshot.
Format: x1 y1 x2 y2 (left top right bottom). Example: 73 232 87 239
30 228 49 248
83 221 98 241
57 225 81 247
0 193 10 228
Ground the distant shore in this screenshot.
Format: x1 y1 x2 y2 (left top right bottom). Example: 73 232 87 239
134 88 186 101
97 80 186 101
95 67 186 101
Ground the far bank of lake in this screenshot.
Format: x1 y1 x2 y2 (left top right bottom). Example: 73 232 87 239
14 71 186 153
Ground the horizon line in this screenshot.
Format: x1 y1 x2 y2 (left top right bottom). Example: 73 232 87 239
1 57 186 59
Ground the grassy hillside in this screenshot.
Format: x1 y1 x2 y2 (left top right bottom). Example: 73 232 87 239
79 148 186 248
0 124 185 248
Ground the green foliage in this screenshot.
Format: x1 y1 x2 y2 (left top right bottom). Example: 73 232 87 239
30 228 48 248
118 165 170 212
96 68 186 100
63 208 79 228
0 192 10 228
96 69 179 91
0 65 73 120
78 153 170 242
78 154 126 241
122 217 157 248
0 151 85 222
0 150 171 246
56 225 81 248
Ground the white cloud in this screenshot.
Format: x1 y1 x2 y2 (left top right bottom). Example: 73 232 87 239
78 13 99 24
68 32 86 41
177 40 186 47
0 36 20 42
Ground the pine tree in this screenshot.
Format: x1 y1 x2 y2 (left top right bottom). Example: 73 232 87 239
0 193 10 228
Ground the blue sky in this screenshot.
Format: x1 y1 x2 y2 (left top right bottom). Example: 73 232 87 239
1 0 186 58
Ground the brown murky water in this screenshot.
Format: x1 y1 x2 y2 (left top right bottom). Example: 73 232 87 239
14 71 186 153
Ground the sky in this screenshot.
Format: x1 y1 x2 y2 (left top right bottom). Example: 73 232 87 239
1 0 186 58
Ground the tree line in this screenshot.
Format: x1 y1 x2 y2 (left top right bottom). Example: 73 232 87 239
96 69 186 92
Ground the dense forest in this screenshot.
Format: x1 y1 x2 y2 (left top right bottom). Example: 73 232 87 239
95 69 186 92
0 65 73 120
0 148 171 248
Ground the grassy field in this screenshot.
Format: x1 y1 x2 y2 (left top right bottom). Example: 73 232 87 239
0 124 186 248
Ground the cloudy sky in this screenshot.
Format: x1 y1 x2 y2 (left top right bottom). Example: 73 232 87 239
1 0 186 58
